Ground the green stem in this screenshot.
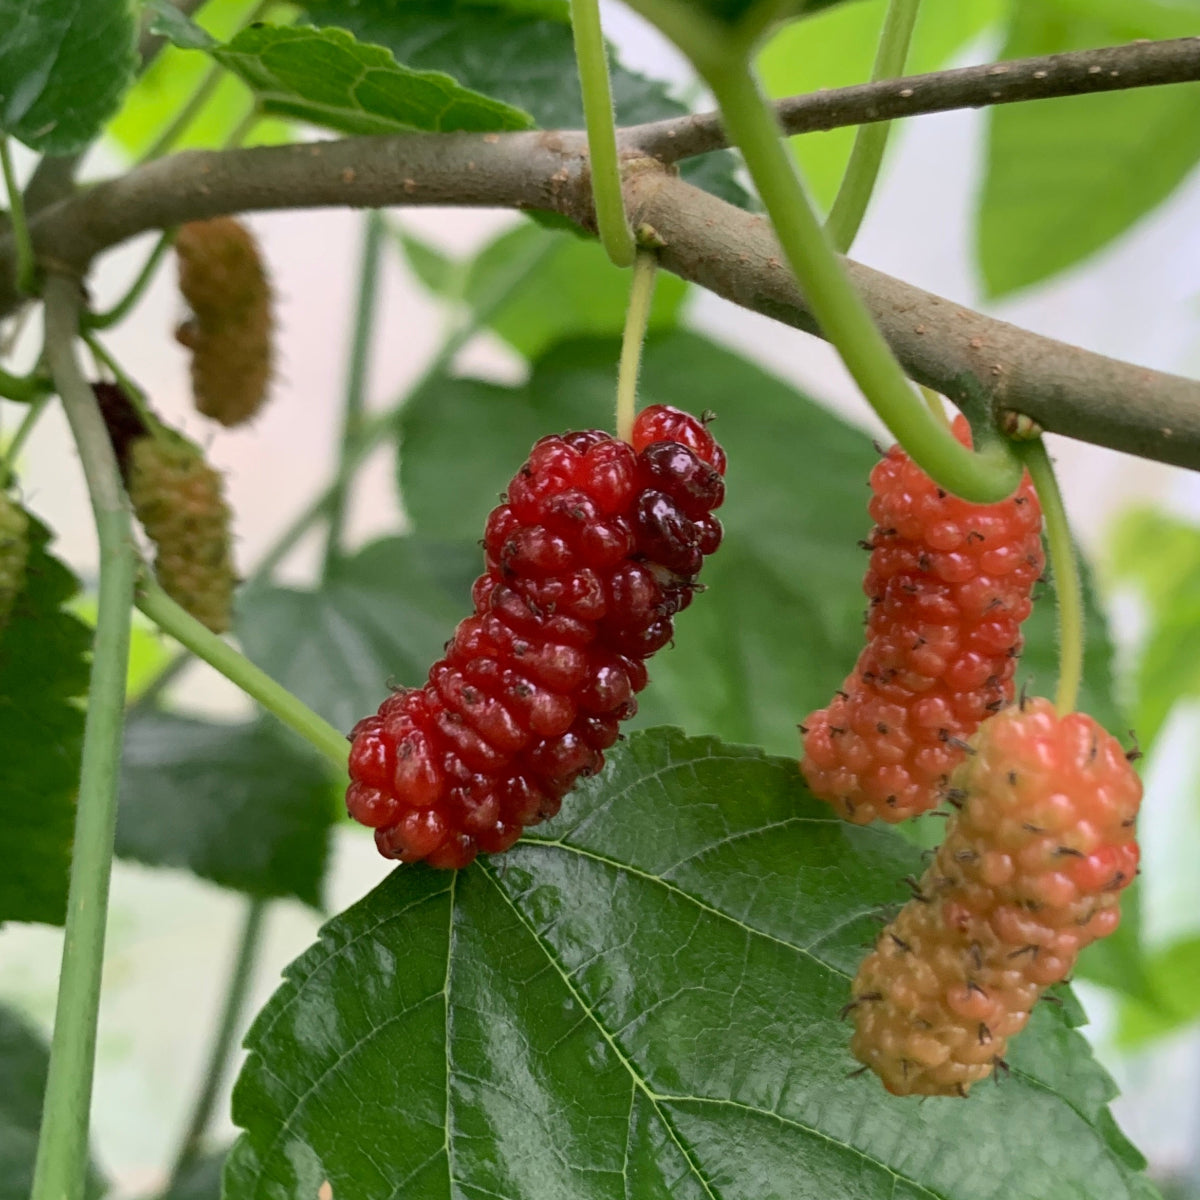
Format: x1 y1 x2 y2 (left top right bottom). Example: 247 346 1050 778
825 0 921 252
0 361 51 402
135 576 350 772
140 61 226 162
167 899 266 1181
84 230 176 330
919 384 950 430
570 0 635 268
1 136 36 295
32 276 136 1200
324 210 385 574
701 59 1022 503
0 391 50 484
615 250 658 442
1020 438 1083 716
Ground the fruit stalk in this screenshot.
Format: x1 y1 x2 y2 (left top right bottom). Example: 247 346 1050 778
570 0 636 267
615 249 658 442
699 58 1023 503
1020 438 1083 715
135 576 350 774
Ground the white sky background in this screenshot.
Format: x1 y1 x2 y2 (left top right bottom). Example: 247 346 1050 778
3 6 1200 1189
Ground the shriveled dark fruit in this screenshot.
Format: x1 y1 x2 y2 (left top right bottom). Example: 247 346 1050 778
801 416 1044 823
0 492 29 631
126 433 237 634
175 217 273 427
91 381 148 472
346 405 726 869
848 698 1141 1096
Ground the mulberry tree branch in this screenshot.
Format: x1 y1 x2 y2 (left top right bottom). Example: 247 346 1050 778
3 39 1200 471
626 36 1200 162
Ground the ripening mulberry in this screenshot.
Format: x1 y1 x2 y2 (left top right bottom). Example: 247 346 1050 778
801 417 1044 823
0 492 29 630
849 698 1141 1096
127 433 237 633
175 217 273 427
345 405 726 869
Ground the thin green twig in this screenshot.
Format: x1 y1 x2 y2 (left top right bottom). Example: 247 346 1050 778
85 230 177 330
616 250 658 442
324 209 385 574
0 361 51 402
167 899 267 1181
1020 438 1083 715
140 62 226 162
570 0 636 267
1 136 36 295
136 576 350 771
825 0 921 252
0 392 50 485
32 276 137 1200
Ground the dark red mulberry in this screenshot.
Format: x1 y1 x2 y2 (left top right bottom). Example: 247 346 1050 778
346 405 726 868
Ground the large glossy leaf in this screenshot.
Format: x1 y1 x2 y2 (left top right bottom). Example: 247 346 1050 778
212 23 534 136
298 0 750 205
0 0 137 152
0 1004 105 1200
978 0 1200 297
758 0 1004 209
237 537 479 735
226 729 1152 1199
0 514 91 926
116 712 336 906
399 220 689 361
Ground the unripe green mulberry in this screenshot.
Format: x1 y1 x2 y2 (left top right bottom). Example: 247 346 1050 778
175 216 273 428
127 434 236 633
0 492 29 630
848 698 1141 1096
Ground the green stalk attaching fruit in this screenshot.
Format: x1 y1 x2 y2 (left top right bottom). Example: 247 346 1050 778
571 0 636 267
616 249 659 442
696 60 1022 503
1020 437 1083 716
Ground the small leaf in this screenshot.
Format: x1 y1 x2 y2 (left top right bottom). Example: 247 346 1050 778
978 0 1200 296
237 536 479 734
298 0 751 206
393 225 460 294
143 0 218 50
226 729 1151 1199
116 712 336 907
212 23 534 136
759 0 1004 209
0 0 138 153
0 514 91 926
1117 934 1200 1048
0 1003 106 1200
108 0 293 159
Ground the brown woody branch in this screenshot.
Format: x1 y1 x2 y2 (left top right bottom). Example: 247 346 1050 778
627 36 1200 161
3 40 1199 470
